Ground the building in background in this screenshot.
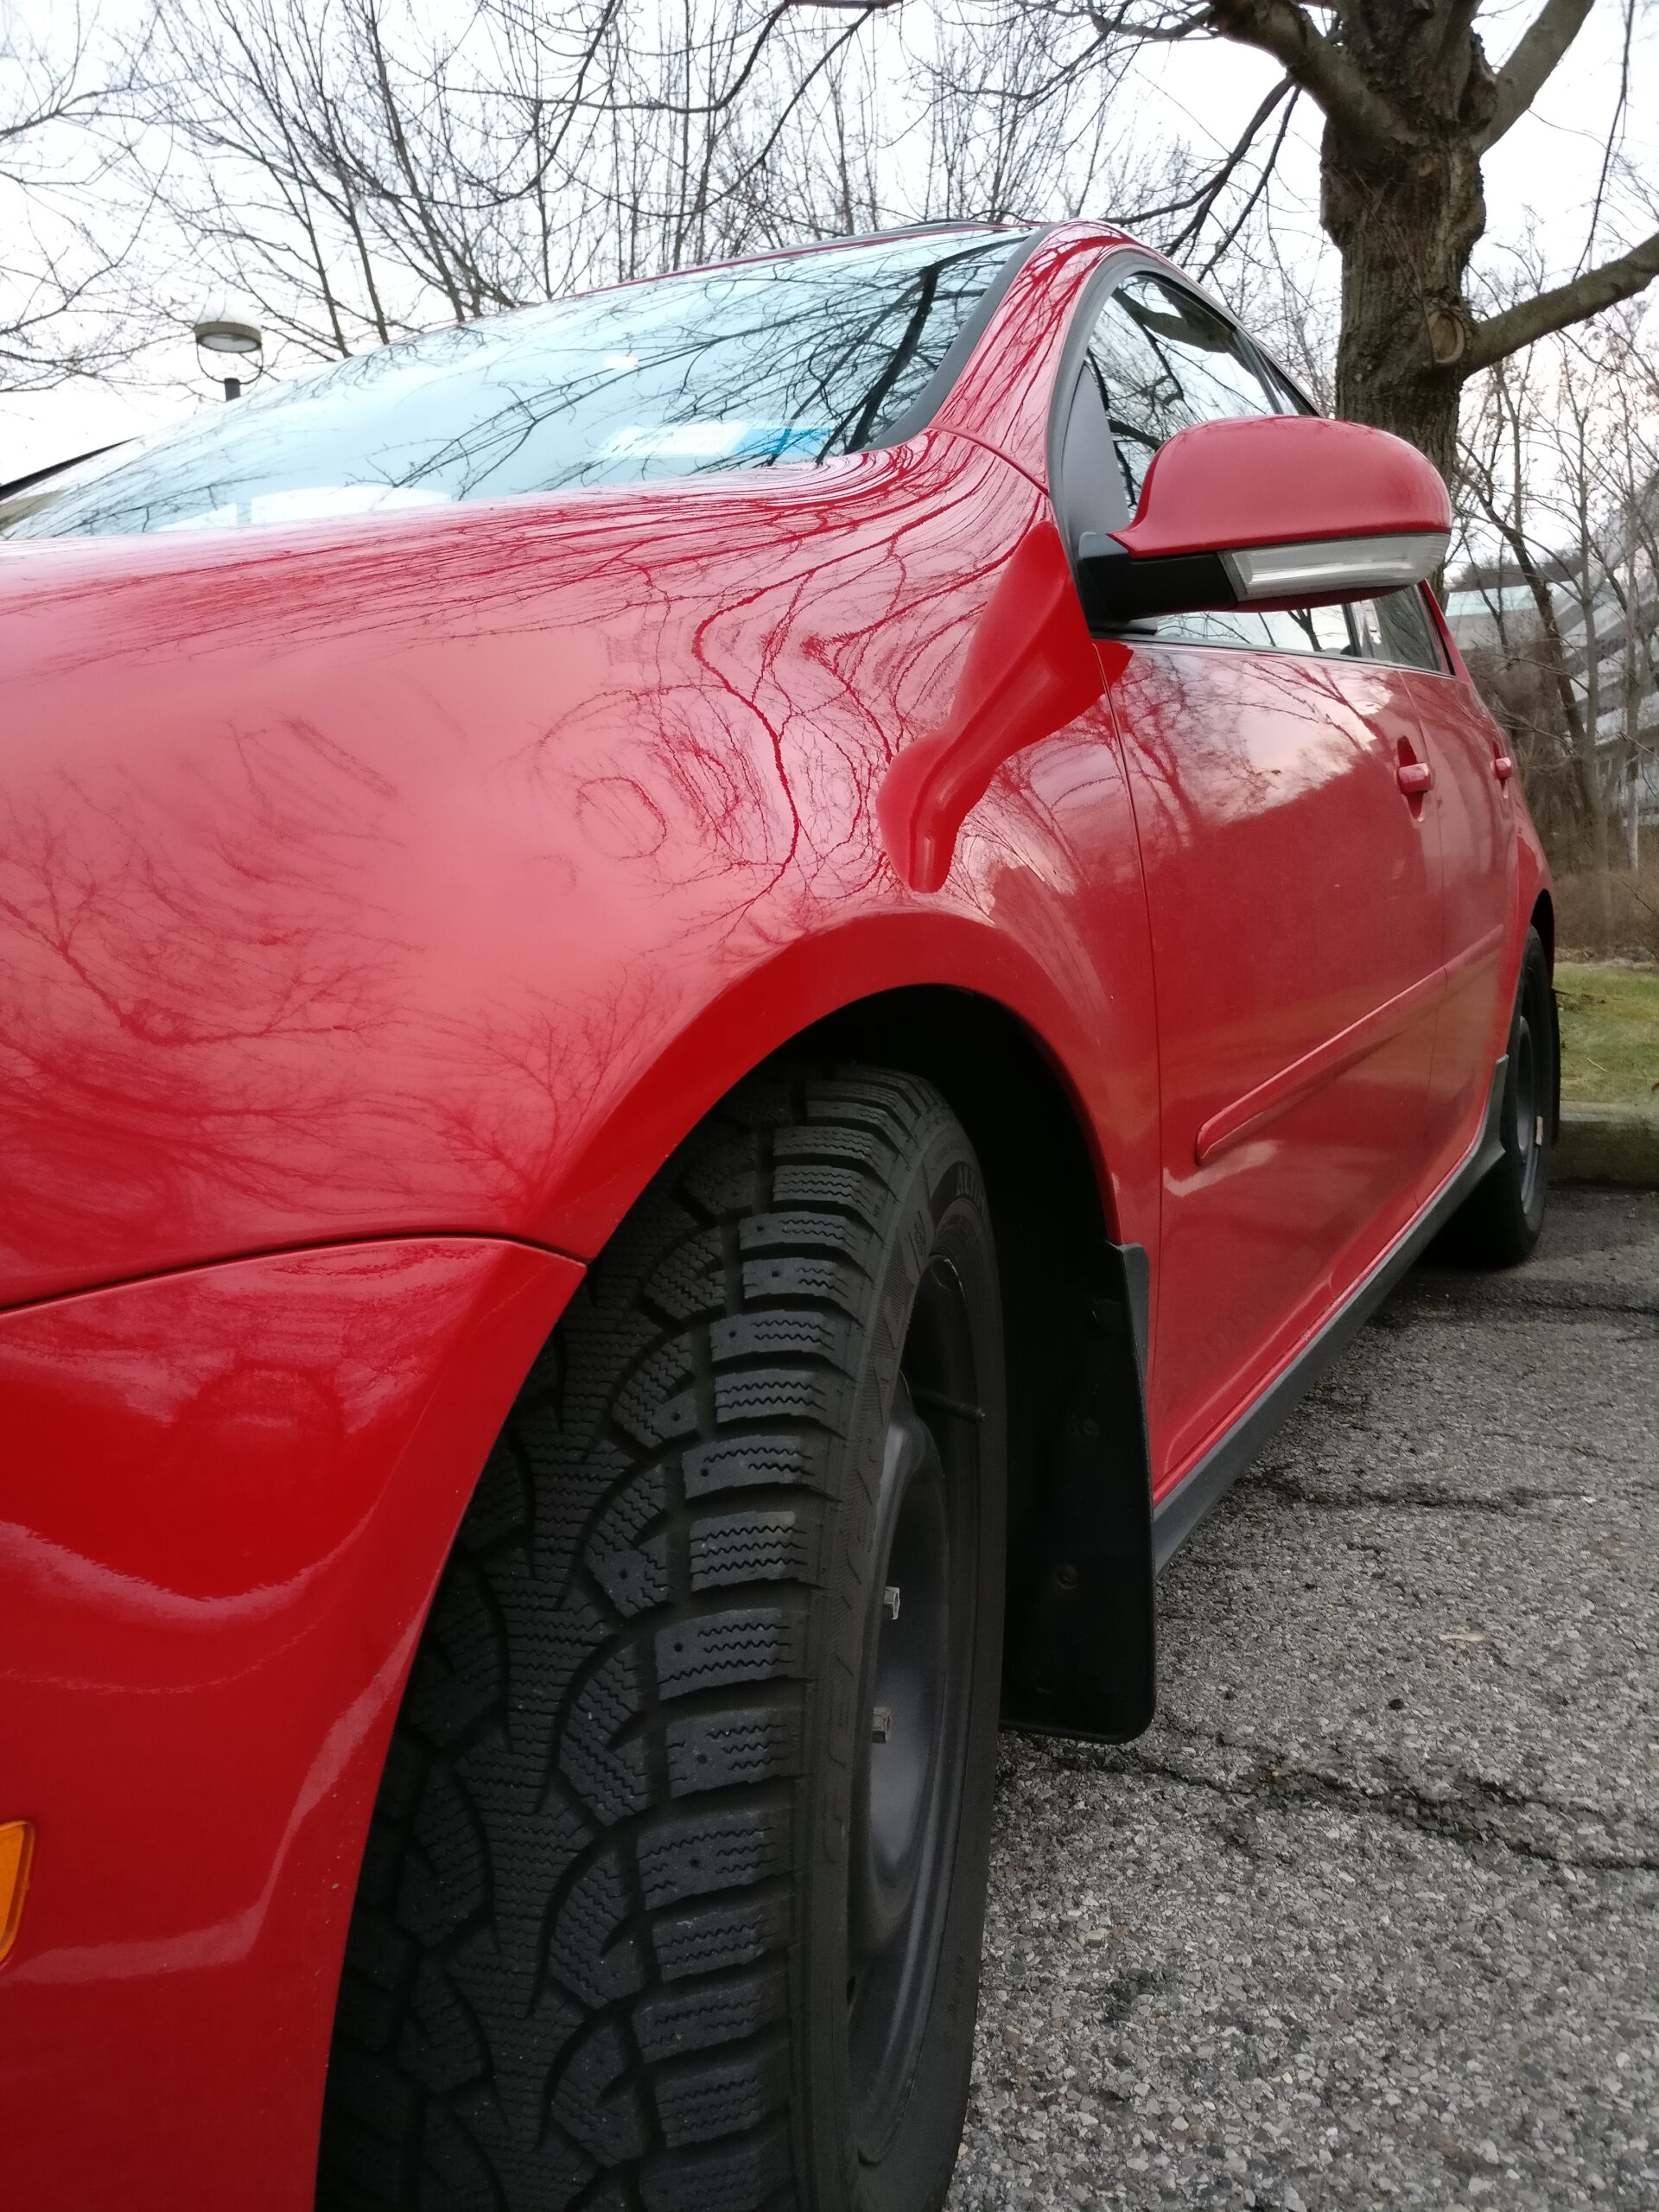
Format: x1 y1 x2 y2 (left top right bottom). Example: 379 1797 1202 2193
1445 478 1659 860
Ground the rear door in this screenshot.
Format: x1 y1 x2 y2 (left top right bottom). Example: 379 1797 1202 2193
1054 263 1445 1490
1351 591 1520 1183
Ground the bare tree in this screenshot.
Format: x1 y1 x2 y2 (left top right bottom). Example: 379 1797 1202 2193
10 0 1657 493
0 3 154 391
97 0 1136 377
123 0 600 361
1585 315 1659 873
112 1 925 364
1456 298 1659 917
882 0 1659 479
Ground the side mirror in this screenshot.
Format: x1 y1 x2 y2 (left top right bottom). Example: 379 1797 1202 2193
1077 413 1452 629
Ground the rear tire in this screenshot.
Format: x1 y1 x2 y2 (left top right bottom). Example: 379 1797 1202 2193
1440 925 1555 1268
317 1066 1006 2212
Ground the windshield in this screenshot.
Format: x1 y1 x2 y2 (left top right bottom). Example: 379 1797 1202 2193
7 228 1027 541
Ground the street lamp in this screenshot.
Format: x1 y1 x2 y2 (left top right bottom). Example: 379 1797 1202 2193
193 316 264 401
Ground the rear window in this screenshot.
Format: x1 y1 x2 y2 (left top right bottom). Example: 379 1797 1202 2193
5 229 1027 541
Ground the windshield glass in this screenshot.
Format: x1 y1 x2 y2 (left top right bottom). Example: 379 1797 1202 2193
7 228 1026 541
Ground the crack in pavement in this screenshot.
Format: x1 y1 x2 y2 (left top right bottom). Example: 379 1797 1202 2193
1243 1472 1605 1515
1396 1289 1659 1326
1096 1746 1659 1874
957 1192 1659 2208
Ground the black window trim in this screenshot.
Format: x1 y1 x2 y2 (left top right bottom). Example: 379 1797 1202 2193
1047 245 1447 677
871 222 1055 448
1046 243 1144 531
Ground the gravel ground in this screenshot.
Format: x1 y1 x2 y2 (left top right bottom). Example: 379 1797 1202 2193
950 1185 1659 2211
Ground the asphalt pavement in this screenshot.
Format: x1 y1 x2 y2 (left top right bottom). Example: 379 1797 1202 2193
950 1185 1659 2210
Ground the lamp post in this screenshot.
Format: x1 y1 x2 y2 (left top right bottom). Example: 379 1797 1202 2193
193 317 264 401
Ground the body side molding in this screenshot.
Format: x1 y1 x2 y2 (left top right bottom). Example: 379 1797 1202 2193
1154 1053 1510 1572
1195 960 1448 1165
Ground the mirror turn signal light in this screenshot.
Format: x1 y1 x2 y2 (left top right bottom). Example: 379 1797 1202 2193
0 1820 35 1966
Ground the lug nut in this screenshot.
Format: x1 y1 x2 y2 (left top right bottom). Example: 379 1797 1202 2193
882 1585 901 1621
871 1707 894 1743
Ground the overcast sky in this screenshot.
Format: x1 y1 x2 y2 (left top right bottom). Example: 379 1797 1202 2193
2 0 1654 480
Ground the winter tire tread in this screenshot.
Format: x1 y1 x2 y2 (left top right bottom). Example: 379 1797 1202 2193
318 1067 969 2212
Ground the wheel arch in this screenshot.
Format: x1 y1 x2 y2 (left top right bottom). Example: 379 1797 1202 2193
512 906 1160 1739
785 985 1107 1484
772 984 1157 1742
1529 886 1555 968
1528 889 1560 1141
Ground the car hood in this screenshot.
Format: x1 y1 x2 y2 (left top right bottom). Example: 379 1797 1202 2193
0 449 898 659
0 429 1059 1308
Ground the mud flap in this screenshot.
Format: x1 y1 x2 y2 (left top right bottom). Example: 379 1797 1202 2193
1001 1240 1155 1744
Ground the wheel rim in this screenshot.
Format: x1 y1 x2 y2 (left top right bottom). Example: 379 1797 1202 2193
846 1258 977 2159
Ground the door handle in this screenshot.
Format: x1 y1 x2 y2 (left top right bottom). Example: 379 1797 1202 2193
1396 760 1433 795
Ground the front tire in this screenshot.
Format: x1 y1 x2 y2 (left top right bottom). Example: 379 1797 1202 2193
318 1067 1006 2212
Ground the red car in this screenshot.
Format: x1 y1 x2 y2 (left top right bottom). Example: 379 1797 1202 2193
0 222 1554 2210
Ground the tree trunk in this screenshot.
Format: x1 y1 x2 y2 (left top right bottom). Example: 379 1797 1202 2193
1577 548 1615 931
1294 8 1499 479
1319 126 1484 484
1629 758 1641 874
1579 719 1614 931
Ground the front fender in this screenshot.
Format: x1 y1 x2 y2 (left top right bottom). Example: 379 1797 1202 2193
528 900 1157 1265
1 431 1153 1306
0 1235 582 2209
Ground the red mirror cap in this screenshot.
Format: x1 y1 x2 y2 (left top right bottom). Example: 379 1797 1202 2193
1112 414 1453 565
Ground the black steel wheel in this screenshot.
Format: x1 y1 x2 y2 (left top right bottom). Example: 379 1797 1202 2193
846 1282 980 2162
1441 925 1556 1268
318 1065 1006 2212
1510 969 1548 1226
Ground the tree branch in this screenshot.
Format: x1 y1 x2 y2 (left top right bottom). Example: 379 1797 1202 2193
1205 0 1404 156
1478 0 1594 150
1464 228 1659 372
1121 73 1290 238
1198 86 1298 277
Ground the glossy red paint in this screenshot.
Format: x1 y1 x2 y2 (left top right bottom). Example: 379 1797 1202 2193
874 517 1104 892
1110 412 1454 563
0 219 1550 2199
1104 639 1447 1482
1 421 1160 1310
0 1236 582 2208
1414 668 1524 1174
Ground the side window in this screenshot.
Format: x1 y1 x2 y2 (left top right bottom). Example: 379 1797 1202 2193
1085 270 1280 512
1063 268 1358 658
1351 588 1445 673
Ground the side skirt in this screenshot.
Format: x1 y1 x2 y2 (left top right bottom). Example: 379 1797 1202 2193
1001 1057 1509 1745
1152 1056 1510 1572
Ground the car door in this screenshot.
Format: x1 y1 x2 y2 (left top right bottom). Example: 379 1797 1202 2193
1052 262 1446 1490
1351 590 1520 1185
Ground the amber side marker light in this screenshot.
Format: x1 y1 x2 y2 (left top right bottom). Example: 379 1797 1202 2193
0 1821 35 1966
